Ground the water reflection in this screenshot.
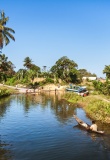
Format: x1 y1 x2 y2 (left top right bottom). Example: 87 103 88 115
0 93 110 160
10 93 77 123
0 139 12 160
73 123 110 158
0 97 12 118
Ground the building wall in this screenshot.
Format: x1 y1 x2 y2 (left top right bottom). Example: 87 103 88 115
82 77 97 80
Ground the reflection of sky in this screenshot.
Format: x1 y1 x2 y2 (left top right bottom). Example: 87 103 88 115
76 108 92 125
0 94 110 160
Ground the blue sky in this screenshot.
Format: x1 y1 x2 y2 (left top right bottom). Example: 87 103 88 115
1 0 110 77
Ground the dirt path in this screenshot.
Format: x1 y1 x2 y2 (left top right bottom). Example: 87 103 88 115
0 83 67 93
0 83 28 93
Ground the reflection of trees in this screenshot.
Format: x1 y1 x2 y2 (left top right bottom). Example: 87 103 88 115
37 92 77 123
14 93 54 112
50 97 77 123
14 94 41 112
0 140 12 160
0 96 14 159
0 97 11 118
13 93 77 122
1 93 110 154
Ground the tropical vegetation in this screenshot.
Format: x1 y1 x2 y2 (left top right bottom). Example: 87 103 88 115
0 11 15 50
1 11 110 124
63 92 110 123
93 80 110 96
0 53 15 82
103 65 110 79
0 88 11 97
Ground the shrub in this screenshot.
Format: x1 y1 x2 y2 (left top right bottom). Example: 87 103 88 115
0 89 10 97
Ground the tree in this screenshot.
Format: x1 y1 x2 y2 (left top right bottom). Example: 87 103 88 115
50 56 78 83
23 57 33 69
30 64 40 72
23 57 41 84
93 80 110 95
16 69 27 80
0 54 15 81
69 68 80 83
0 11 15 50
28 69 37 83
103 65 110 79
78 69 96 77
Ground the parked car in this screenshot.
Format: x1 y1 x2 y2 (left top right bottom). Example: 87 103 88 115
77 88 89 97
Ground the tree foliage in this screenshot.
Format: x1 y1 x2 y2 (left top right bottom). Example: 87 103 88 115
0 54 15 81
0 11 15 49
93 80 110 95
16 69 27 80
103 65 110 79
23 57 33 69
28 69 38 83
78 69 96 77
50 56 79 83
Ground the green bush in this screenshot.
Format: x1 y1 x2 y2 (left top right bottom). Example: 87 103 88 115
45 78 54 83
92 80 110 96
5 77 17 85
0 89 10 97
64 92 82 103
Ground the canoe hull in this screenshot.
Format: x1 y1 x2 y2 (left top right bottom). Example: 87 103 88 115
73 115 104 135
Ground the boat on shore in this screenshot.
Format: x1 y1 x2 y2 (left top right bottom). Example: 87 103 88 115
66 85 82 92
73 114 104 135
66 86 89 97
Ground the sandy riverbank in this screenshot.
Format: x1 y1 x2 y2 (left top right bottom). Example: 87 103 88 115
0 83 68 93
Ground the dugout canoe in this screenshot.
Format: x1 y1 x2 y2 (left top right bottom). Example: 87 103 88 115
73 114 104 135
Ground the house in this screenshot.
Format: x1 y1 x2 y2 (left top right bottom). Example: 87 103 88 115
82 77 97 81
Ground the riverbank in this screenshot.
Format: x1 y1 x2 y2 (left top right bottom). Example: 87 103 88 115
1 83 110 124
0 83 67 93
63 92 110 124
0 85 18 97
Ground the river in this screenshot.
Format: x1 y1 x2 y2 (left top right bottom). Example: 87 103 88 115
0 92 110 160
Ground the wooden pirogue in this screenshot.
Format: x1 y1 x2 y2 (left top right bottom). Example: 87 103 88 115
73 114 104 135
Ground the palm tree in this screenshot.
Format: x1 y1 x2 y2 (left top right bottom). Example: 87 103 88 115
16 69 27 80
0 54 8 71
23 57 33 69
28 69 37 83
0 11 15 50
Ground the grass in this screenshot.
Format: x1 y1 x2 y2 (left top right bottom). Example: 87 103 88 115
0 86 18 97
63 92 110 124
